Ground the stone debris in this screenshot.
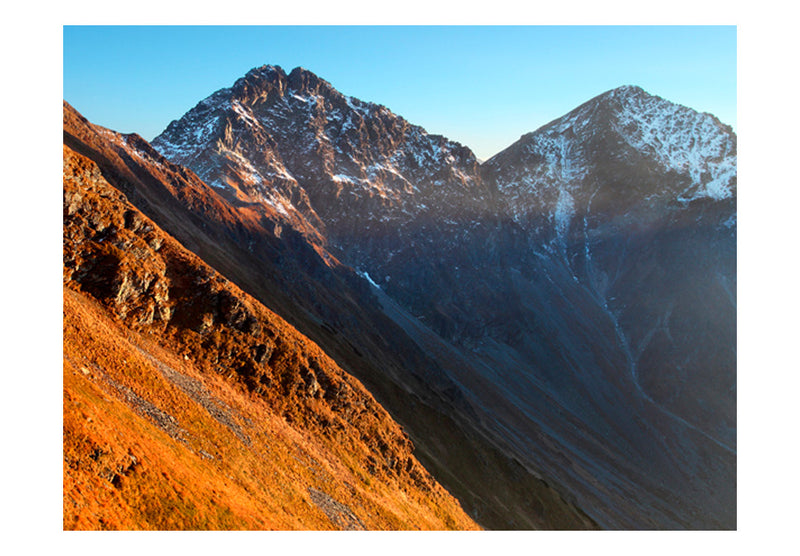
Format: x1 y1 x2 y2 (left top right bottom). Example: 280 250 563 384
134 344 252 445
307 487 366 531
98 368 188 443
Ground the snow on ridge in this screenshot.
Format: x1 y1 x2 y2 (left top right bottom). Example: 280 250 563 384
615 92 736 200
261 162 297 183
332 174 358 184
205 177 231 191
153 112 221 164
99 127 179 171
121 137 152 164
345 95 369 116
367 162 405 179
496 87 736 206
260 192 291 217
331 165 409 200
199 88 232 110
100 128 153 165
503 131 586 195
231 101 260 128
214 147 296 217
218 147 265 186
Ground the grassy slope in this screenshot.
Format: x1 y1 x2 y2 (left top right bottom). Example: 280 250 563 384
63 144 479 531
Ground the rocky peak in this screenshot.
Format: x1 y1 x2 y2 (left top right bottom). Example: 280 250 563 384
609 84 646 96
287 66 336 98
153 64 487 236
227 65 344 110
246 63 285 80
486 82 736 209
586 84 655 110
230 64 288 104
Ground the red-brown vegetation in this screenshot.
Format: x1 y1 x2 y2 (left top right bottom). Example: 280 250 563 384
63 144 479 530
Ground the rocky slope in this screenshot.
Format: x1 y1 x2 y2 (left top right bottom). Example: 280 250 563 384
64 101 598 530
63 141 481 530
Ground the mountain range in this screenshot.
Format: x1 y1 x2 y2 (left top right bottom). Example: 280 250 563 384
63 64 736 529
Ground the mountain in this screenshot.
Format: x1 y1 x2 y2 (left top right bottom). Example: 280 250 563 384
476 86 736 528
483 84 736 446
153 65 489 243
63 101 596 530
63 135 481 530
64 64 736 530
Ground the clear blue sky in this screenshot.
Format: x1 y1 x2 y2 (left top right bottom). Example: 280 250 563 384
63 26 736 160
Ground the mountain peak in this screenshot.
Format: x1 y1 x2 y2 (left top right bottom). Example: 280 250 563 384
246 64 286 78
229 65 288 103
287 66 338 98
576 84 656 118
288 65 316 79
605 84 647 97
228 64 339 105
486 80 736 205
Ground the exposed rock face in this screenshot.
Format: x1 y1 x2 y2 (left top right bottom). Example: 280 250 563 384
71 66 737 529
63 145 173 328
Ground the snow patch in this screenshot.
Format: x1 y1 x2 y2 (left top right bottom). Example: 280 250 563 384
554 188 575 242
357 270 381 289
231 101 259 128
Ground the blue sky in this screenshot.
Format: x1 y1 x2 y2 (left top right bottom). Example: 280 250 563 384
63 25 736 161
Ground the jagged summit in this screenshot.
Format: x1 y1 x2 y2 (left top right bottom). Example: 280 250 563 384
228 65 342 104
609 83 646 95
247 63 284 77
152 63 485 252
286 66 336 95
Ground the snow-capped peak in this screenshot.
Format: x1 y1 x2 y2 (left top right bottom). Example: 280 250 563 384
611 88 736 201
